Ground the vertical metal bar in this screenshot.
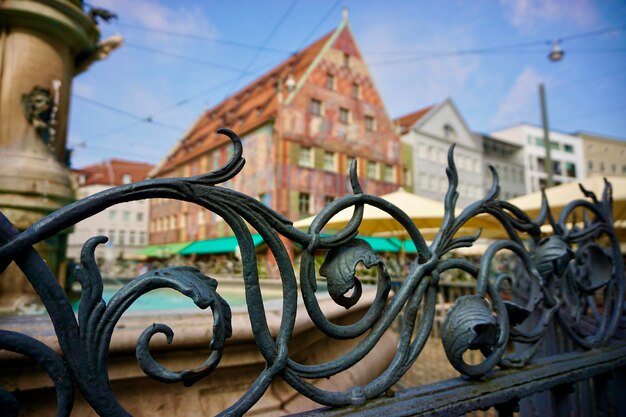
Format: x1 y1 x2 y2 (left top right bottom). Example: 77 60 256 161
539 83 554 187
551 384 573 417
496 399 519 417
593 373 610 417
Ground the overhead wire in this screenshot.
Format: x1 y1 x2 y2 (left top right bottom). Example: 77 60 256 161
79 55 288 141
295 0 342 50
124 42 263 74
72 94 186 132
116 22 293 54
221 0 299 99
368 24 626 66
74 12 626 164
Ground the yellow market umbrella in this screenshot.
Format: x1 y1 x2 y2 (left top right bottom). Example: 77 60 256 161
293 189 458 236
506 176 626 221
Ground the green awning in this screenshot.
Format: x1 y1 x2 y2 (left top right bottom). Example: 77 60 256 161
138 242 191 258
401 240 421 254
180 234 264 255
355 236 402 253
301 234 402 253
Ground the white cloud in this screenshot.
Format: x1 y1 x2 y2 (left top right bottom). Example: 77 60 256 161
500 0 598 31
360 23 481 117
491 66 547 128
91 0 219 38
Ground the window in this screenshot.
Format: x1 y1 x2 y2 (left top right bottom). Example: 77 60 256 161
121 174 132 184
612 163 617 174
139 232 146 245
170 215 177 230
123 211 130 221
129 231 136 245
564 144 574 153
438 149 446 164
310 98 322 116
78 174 86 185
443 124 456 140
198 211 205 225
339 107 350 124
623 165 626 174
109 210 116 220
137 212 144 222
324 195 335 205
384 164 394 182
326 73 335 90
364 115 375 132
299 146 313 167
588 160 594 171
118 230 126 245
537 157 546 173
352 82 360 99
323 151 337 171
108 229 115 243
600 161 605 172
343 52 350 68
367 161 378 179
298 192 311 214
565 162 577 178
97 228 105 236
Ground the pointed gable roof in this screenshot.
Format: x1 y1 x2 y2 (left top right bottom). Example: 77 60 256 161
395 105 434 134
151 28 339 177
74 159 153 186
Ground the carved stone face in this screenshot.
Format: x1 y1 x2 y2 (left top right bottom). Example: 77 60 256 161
31 91 52 115
22 86 54 144
22 86 53 126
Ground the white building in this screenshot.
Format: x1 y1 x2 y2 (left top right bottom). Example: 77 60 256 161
396 98 484 208
67 160 153 275
491 124 585 194
477 133 526 200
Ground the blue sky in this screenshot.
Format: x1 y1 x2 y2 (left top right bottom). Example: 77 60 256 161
69 0 626 167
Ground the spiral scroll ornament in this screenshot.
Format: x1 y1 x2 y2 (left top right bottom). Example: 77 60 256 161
0 129 622 416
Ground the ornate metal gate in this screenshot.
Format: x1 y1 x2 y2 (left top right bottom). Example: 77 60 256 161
0 129 624 416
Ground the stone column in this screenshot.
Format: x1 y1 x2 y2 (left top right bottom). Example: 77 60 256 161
0 0 120 310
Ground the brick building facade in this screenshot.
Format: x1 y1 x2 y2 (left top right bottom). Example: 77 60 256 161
149 17 402 245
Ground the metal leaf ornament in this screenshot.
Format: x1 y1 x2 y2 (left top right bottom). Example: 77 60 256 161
319 238 389 309
441 295 500 378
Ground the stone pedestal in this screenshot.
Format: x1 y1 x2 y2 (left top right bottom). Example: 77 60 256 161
0 0 119 309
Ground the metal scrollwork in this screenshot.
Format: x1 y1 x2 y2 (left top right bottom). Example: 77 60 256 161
0 129 623 416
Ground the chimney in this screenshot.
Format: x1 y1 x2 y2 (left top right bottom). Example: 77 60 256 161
342 7 349 22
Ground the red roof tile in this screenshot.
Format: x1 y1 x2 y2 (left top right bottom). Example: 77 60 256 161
74 159 153 186
395 105 434 134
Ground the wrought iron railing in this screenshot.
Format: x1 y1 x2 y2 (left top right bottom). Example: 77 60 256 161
0 129 623 416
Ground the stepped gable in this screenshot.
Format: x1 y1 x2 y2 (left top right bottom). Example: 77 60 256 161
153 30 335 177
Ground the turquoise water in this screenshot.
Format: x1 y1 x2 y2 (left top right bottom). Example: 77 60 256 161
70 288 268 312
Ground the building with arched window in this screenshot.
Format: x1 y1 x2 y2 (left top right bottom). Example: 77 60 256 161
396 98 484 208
